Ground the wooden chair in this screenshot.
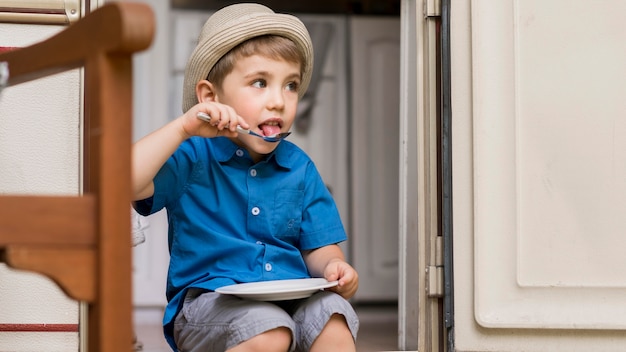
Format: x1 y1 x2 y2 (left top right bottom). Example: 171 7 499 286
0 3 154 351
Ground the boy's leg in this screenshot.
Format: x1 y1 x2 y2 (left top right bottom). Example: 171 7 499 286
309 313 356 352
228 326 292 352
289 291 359 352
174 291 296 352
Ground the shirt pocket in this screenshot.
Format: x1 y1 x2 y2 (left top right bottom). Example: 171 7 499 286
272 189 304 241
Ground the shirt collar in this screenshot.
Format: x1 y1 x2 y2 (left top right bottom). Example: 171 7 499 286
211 137 295 169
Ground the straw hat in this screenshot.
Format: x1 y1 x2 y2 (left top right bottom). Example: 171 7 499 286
182 3 314 113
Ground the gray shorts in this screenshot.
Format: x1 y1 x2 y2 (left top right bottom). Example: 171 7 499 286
173 289 359 352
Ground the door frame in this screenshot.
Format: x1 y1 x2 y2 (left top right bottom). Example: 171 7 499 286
398 0 445 350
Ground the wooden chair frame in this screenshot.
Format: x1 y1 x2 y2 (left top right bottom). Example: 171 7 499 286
0 3 154 351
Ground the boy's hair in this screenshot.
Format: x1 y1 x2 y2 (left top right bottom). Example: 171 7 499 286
181 3 313 113
207 35 305 90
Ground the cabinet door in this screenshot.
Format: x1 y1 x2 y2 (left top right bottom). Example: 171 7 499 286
131 0 174 309
452 0 626 350
350 17 401 301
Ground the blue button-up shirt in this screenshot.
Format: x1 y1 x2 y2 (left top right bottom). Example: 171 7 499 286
134 136 347 349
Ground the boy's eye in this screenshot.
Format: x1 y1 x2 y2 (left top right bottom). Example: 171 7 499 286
252 79 267 88
286 81 299 92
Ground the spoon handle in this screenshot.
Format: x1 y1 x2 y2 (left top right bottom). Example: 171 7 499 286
197 111 256 134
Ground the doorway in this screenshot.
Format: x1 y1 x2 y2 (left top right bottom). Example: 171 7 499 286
131 0 417 350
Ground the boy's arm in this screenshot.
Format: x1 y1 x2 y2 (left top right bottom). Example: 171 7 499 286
132 117 189 200
132 100 248 201
303 244 359 299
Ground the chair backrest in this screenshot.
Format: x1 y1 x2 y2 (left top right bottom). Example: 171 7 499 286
0 3 154 351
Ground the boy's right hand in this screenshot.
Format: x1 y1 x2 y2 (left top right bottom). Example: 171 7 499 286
132 101 250 201
180 102 250 139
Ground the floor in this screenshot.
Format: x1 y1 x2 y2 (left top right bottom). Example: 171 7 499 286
134 303 398 352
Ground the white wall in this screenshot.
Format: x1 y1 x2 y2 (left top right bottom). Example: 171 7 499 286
0 23 80 351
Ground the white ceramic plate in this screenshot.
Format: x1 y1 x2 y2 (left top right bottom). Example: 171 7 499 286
215 278 338 301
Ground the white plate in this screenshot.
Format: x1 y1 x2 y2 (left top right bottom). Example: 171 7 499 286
215 278 338 301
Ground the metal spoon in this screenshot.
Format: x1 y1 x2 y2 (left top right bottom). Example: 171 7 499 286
196 112 291 142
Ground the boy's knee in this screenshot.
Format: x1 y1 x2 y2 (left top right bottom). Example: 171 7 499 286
259 327 292 350
228 327 292 352
310 314 355 352
326 313 353 336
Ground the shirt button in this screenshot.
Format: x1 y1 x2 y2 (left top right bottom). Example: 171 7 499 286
256 241 263 245
251 207 260 216
236 149 244 157
250 169 257 177
265 263 273 271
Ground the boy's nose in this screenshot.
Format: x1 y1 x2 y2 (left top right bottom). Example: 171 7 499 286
266 87 285 110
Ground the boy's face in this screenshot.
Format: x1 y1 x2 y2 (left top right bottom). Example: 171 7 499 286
213 54 301 160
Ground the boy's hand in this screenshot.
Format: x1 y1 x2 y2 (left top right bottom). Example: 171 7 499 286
323 259 359 299
180 102 250 139
303 245 359 299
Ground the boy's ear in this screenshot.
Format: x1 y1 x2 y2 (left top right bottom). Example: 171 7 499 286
196 80 218 103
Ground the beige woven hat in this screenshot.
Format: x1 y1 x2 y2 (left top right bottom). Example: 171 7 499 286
181 3 314 113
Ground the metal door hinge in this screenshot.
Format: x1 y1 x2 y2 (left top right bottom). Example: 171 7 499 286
425 0 441 17
427 265 444 297
426 236 444 297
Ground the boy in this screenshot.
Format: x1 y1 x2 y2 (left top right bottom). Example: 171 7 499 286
132 3 359 352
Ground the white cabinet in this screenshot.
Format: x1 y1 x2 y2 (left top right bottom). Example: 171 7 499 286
350 17 401 302
452 0 626 350
131 0 172 312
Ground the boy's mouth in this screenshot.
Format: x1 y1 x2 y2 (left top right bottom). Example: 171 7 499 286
260 121 282 137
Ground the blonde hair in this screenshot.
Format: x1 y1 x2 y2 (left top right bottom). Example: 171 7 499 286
207 35 305 89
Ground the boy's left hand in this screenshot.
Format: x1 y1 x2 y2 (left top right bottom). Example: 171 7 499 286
323 259 359 299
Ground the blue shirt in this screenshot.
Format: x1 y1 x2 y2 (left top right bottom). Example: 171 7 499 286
134 136 347 350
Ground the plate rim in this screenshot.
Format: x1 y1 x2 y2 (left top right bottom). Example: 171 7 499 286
215 278 338 296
